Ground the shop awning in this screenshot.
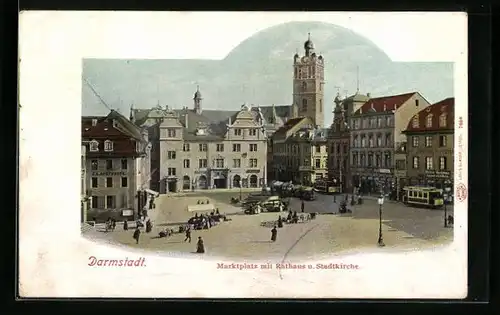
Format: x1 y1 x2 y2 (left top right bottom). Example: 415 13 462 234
144 189 159 197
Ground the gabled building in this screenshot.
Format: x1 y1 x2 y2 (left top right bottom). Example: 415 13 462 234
348 92 431 194
82 109 151 220
131 90 268 193
271 117 328 184
403 97 454 189
327 93 352 192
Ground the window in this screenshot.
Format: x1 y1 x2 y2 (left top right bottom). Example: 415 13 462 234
91 177 98 188
106 196 115 209
361 136 367 148
360 154 366 167
215 158 224 168
302 99 308 111
104 140 113 152
121 159 127 170
369 136 374 148
384 153 391 168
234 129 242 136
91 119 97 126
233 159 241 168
352 154 358 166
167 151 176 159
91 160 98 170
167 168 176 176
315 159 321 168
415 99 420 107
249 129 257 136
412 116 419 128
439 135 447 147
412 136 419 147
425 136 432 147
425 157 433 170
439 157 447 170
319 100 323 112
183 143 190 152
367 154 373 167
89 140 99 152
413 156 419 169
343 145 348 154
233 144 241 152
249 144 258 152
426 114 433 128
91 196 99 208
377 136 382 147
121 177 128 187
377 117 383 127
216 144 224 152
370 118 376 128
439 114 447 127
198 159 208 168
386 133 392 147
249 158 258 168
106 177 113 187
199 143 207 152
375 154 381 167
336 144 340 154
386 116 392 127
183 159 190 168
302 82 307 90
167 129 176 137
106 160 113 170
315 146 321 153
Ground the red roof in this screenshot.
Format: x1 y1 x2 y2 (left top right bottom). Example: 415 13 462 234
404 97 454 133
353 92 416 115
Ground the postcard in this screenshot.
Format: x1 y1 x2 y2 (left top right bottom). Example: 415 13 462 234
18 11 468 299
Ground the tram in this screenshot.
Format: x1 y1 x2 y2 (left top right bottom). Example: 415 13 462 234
313 180 342 194
402 186 444 209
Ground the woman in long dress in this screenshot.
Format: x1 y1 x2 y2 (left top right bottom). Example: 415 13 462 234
196 236 205 253
271 226 277 242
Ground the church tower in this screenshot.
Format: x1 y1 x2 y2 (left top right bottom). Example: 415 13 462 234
292 33 325 127
193 85 202 114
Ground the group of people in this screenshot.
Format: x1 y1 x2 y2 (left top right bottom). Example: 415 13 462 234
105 218 117 232
187 210 229 230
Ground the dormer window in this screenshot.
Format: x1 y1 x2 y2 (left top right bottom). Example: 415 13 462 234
89 140 99 152
104 140 113 152
234 129 242 136
412 116 419 128
439 114 447 127
92 119 97 126
426 114 433 128
249 129 257 136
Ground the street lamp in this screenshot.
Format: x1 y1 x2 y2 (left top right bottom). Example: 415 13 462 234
443 185 452 227
239 180 242 201
377 195 385 247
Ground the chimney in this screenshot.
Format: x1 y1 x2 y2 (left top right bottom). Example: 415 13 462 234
184 113 188 129
228 116 232 126
383 103 387 111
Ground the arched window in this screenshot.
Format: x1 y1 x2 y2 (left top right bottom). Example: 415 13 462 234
426 114 433 128
439 114 447 127
412 115 419 128
89 140 99 152
302 99 308 111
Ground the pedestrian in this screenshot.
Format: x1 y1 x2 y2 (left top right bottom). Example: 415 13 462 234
123 220 128 231
277 216 283 228
196 236 205 253
111 218 116 231
301 200 305 213
184 227 192 243
145 220 152 233
271 225 278 242
133 227 141 244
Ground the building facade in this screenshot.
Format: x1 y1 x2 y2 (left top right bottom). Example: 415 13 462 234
327 94 352 192
403 97 454 189
82 110 151 219
271 117 328 184
81 145 88 223
348 92 431 194
132 91 268 193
